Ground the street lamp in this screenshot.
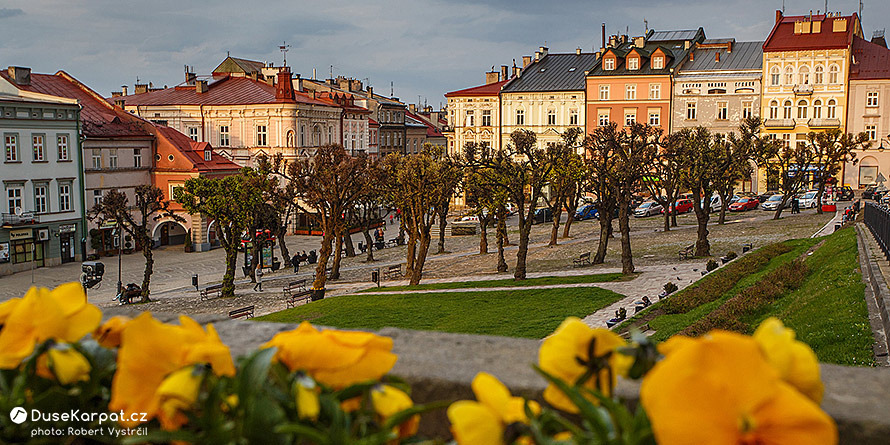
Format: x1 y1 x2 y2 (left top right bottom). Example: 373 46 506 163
114 224 122 296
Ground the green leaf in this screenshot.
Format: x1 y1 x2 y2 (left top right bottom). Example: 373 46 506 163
275 423 330 444
533 364 612 441
382 400 450 430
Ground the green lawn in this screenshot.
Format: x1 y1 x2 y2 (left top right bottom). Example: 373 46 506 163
359 272 631 292
256 287 626 339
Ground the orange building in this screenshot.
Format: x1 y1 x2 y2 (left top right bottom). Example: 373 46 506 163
586 29 705 134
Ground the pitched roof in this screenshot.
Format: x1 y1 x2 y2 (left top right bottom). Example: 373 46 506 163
444 79 509 97
212 57 265 75
0 70 152 138
313 91 371 113
588 42 688 76
763 13 861 52
851 36 890 80
406 110 444 138
151 124 240 173
503 53 600 92
116 75 334 107
679 41 764 72
649 29 704 42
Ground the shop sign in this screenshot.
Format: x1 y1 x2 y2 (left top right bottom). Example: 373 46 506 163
59 224 76 234
10 228 32 241
100 220 119 229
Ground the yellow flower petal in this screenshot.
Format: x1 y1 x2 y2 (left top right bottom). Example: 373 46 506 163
371 385 419 438
93 316 131 349
472 372 512 414
296 375 320 421
156 366 203 431
447 400 504 445
754 318 824 403
46 346 91 385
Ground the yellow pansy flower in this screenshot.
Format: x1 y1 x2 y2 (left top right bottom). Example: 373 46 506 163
447 372 541 445
641 330 836 445
371 385 419 440
156 366 203 431
93 316 131 349
0 283 102 369
110 313 235 430
538 317 626 413
295 374 320 421
754 317 824 403
36 344 91 385
262 321 397 388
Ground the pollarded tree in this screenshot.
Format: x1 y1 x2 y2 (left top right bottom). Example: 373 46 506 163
543 128 585 246
808 129 870 213
349 158 388 263
677 127 721 257
583 127 620 265
88 185 181 302
770 141 818 220
712 136 753 225
642 132 685 232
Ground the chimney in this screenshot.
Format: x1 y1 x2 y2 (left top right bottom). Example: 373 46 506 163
368 86 374 97
609 35 618 47
501 65 509 79
539 46 549 57
715 52 721 63
522 55 532 67
776 9 783 24
196 79 208 94
134 83 149 94
513 66 521 78
293 73 303 92
633 36 646 47
576 47 582 55
534 50 541 61
185 66 196 85
872 30 887 48
602 23 606 50
121 85 128 96
409 104 416 113
275 69 296 101
689 51 695 62
111 91 122 98
7 66 30 86
485 70 500 85
727 41 733 53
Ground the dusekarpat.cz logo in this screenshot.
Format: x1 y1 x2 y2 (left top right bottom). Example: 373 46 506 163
10 407 27 424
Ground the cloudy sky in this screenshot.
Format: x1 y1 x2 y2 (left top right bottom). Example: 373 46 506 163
1 0 887 108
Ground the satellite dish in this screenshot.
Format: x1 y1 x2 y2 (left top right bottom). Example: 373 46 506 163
14 207 22 216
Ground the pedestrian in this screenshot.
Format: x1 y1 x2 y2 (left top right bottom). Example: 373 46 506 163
390 214 394 225
292 253 300 273
791 196 800 214
253 263 263 291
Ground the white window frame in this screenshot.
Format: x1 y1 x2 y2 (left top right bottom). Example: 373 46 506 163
603 58 615 70
569 109 579 125
219 125 230 146
627 57 639 70
133 148 142 168
649 84 660 99
829 65 839 84
813 100 823 119
7 185 23 214
482 110 492 126
108 149 118 169
57 135 69 161
91 149 101 169
648 111 660 126
827 99 837 119
769 100 779 119
547 109 557 126
797 100 808 119
93 189 103 206
742 101 753 119
32 135 44 162
716 102 728 120
686 102 697 120
599 85 610 100
598 113 610 127
866 124 878 141
814 65 824 84
625 84 636 100
867 91 879 107
770 66 780 86
59 183 71 212
624 112 636 126
515 109 525 125
4 134 17 162
34 184 47 214
652 56 664 69
257 125 268 147
188 127 199 142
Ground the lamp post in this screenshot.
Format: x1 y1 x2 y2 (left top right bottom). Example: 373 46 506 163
114 225 122 296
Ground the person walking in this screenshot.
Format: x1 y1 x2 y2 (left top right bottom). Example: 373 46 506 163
253 263 263 291
291 253 300 273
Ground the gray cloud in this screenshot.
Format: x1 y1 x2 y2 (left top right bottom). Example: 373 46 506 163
0 8 24 18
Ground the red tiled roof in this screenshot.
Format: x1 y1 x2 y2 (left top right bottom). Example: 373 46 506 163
406 111 444 138
763 13 860 52
368 118 379 127
0 70 152 138
851 36 890 80
152 124 240 173
117 76 334 107
444 79 509 97
313 91 371 113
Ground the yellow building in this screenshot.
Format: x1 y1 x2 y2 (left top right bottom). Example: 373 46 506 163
443 69 509 156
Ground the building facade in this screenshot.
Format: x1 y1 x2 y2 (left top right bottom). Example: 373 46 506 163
444 73 508 155
843 35 890 189
0 67 84 276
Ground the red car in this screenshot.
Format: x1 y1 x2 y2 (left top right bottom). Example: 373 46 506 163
729 197 758 211
662 199 694 215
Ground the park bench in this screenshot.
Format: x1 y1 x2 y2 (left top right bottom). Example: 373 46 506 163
286 290 312 308
742 242 754 253
228 305 254 320
200 284 223 301
383 264 402 280
283 279 307 298
313 266 333 280
387 237 400 247
678 244 695 260
573 252 591 267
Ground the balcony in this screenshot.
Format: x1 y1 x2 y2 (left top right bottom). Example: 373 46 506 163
808 118 841 129
793 84 814 95
763 119 796 129
1 212 38 226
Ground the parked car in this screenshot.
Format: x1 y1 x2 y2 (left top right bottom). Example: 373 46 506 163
663 199 694 215
574 204 598 221
458 214 479 222
798 191 819 209
756 190 780 203
836 186 854 201
863 186 878 200
531 207 553 225
634 201 663 217
761 194 788 211
700 195 723 213
678 193 695 201
729 197 758 211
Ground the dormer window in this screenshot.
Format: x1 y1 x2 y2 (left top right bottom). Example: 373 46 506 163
603 58 615 70
652 56 664 69
628 58 639 70
204 150 212 161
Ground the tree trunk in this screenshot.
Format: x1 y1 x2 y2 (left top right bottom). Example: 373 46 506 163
618 192 634 274
717 191 729 225
362 223 375 262
330 230 344 280
222 242 238 297
405 225 417 277
479 217 489 254
816 182 826 214
773 193 791 220
692 190 711 257
671 210 678 227
436 210 447 254
398 217 406 245
277 226 291 267
312 232 335 289
594 213 611 264
410 230 432 285
343 232 356 258
496 209 508 272
549 207 562 246
514 203 534 280
563 211 575 238
140 241 153 302
249 231 259 282
662 210 671 232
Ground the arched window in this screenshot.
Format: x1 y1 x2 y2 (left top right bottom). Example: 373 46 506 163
784 66 794 85
783 100 793 119
769 100 779 119
827 99 837 118
814 65 824 84
829 65 839 84
300 125 305 147
547 109 557 125
813 100 822 119
797 99 808 119
798 65 810 84
286 130 295 147
770 66 780 86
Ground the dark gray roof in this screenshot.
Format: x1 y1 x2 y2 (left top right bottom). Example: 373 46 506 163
679 41 764 72
587 43 689 76
649 29 704 42
502 53 599 92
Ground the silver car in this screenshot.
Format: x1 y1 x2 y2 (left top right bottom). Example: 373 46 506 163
761 194 787 211
634 201 663 217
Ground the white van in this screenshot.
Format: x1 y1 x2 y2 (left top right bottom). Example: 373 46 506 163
700 195 722 213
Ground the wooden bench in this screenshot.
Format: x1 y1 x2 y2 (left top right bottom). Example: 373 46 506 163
573 252 591 267
200 284 223 301
383 264 402 280
742 242 754 253
678 244 695 260
387 237 400 247
286 290 312 308
228 305 254 320
283 279 307 298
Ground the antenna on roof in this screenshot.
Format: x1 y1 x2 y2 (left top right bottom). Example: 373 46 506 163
860 0 863 17
782 0 785 13
279 41 291 67
644 18 648 33
390 81 394 97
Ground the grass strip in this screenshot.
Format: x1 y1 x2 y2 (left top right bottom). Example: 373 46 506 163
359 272 630 292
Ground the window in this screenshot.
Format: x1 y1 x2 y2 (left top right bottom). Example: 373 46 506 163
133 148 142 168
204 149 212 161
649 84 660 99
108 149 118 168
482 110 492 126
784 66 794 85
219 126 230 146
866 124 878 141
547 109 557 125
625 84 636 100
686 102 697 120
813 100 822 119
716 102 728 120
599 85 610 100
598 113 609 127
93 190 103 206
867 91 879 107
91 150 101 169
829 65 839 84
32 135 44 162
57 135 68 161
797 100 808 119
5 134 17 162
782 134 791 149
34 184 47 214
815 65 824 84
569 109 579 125
515 109 525 125
188 127 198 142
827 99 837 119
624 112 636 126
783 100 793 119
7 186 22 213
628 57 639 70
256 125 267 146
603 58 615 70
59 183 71 212
742 101 753 119
652 56 664 69
769 100 779 119
328 127 333 144
798 65 810 85
770 66 780 86
465 110 474 127
648 111 660 126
